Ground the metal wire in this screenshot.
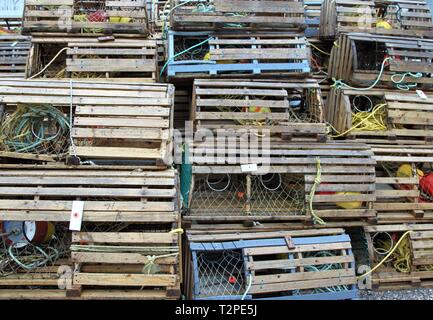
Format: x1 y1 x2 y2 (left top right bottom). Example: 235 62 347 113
189 174 306 217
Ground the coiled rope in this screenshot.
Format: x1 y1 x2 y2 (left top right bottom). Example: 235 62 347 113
0 104 70 155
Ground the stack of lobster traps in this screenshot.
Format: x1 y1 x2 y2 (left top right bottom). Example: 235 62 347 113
0 77 181 298
320 1 433 293
21 0 160 82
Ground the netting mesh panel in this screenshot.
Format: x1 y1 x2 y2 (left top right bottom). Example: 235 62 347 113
0 223 71 278
294 250 350 295
0 105 70 158
189 173 306 217
195 250 246 298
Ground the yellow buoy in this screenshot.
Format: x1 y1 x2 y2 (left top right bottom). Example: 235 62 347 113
248 106 271 113
396 164 424 178
376 20 393 30
109 16 121 23
335 192 362 209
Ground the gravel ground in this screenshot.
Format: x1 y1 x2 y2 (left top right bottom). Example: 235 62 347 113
359 288 433 300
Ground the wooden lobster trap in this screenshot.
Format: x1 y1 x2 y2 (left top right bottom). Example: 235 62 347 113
305 0 323 37
183 140 377 228
0 79 174 166
0 166 181 299
329 33 433 90
65 39 158 81
166 31 311 78
170 0 306 32
371 145 433 223
191 79 327 141
0 35 31 79
326 89 433 144
0 0 25 30
184 229 357 300
22 0 149 36
364 224 433 290
320 0 433 38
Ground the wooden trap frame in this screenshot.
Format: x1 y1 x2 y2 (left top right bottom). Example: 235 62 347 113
65 39 158 81
326 89 433 144
0 166 181 299
305 0 323 37
170 0 306 32
0 79 174 166
320 0 433 38
329 33 433 90
364 224 433 290
183 139 377 228
191 79 327 141
22 0 149 36
166 31 311 78
371 145 433 223
27 36 158 81
184 229 357 300
0 35 31 79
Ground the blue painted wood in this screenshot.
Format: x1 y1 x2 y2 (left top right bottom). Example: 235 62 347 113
167 30 310 77
190 234 351 252
192 251 201 297
168 62 310 76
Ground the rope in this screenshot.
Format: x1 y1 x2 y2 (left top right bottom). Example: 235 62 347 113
160 37 212 76
309 157 326 225
7 244 59 271
357 231 411 279
391 72 422 90
330 103 387 138
142 252 180 274
0 104 70 155
241 274 253 300
331 57 392 91
309 42 331 56
29 47 68 79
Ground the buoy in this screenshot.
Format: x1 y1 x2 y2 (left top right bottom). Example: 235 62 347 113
247 106 271 113
376 20 393 30
396 164 424 178
335 192 362 209
1 221 55 248
420 174 433 200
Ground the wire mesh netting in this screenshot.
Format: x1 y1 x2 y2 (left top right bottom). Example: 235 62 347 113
0 104 70 158
293 250 351 295
194 249 246 298
0 222 71 278
189 173 306 217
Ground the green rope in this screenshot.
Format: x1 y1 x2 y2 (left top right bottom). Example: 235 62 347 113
160 37 212 76
332 57 423 91
391 72 422 90
331 57 392 91
0 104 70 155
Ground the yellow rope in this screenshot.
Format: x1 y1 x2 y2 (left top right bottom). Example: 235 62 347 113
357 231 411 280
309 157 326 225
330 103 387 138
142 252 179 274
309 42 331 56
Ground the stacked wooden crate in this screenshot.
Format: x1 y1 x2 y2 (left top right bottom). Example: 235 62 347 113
167 1 377 300
184 229 358 300
322 0 433 292
320 0 433 38
0 80 181 300
0 2 182 300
